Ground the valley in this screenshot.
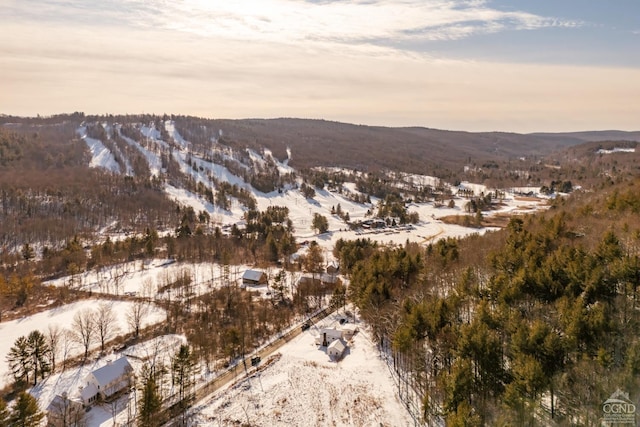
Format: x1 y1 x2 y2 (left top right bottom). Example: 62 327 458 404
0 114 639 426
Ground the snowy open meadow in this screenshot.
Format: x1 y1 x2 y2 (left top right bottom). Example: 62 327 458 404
190 310 414 427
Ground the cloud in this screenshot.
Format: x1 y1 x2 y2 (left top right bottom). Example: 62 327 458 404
3 0 581 55
146 0 581 47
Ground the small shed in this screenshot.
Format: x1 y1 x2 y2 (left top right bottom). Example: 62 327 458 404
298 273 338 286
326 261 340 275
298 273 318 286
342 324 359 340
328 339 346 359
242 269 268 286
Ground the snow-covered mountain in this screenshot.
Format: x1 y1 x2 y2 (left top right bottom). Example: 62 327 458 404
76 118 546 244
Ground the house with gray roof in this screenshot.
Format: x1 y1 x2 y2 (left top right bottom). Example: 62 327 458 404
80 356 133 405
328 339 346 359
242 269 268 286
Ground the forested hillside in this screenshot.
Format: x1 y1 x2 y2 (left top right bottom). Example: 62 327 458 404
340 179 640 424
0 124 179 252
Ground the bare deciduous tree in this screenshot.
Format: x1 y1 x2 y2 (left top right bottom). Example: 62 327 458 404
72 309 95 360
48 394 87 427
141 277 156 301
127 301 148 338
61 330 75 371
47 324 63 373
95 302 118 354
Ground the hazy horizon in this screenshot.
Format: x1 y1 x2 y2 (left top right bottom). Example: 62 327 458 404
2 0 639 133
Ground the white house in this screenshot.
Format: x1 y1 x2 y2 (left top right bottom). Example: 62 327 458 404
80 357 133 405
315 327 344 346
328 339 346 359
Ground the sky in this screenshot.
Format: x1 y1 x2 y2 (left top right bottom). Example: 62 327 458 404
1 0 639 132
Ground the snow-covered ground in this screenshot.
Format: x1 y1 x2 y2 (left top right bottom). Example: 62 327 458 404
190 310 414 427
29 309 412 427
0 299 165 389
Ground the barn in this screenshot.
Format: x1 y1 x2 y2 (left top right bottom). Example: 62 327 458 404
242 269 268 286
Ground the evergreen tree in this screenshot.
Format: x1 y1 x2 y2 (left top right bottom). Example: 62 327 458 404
6 336 31 386
265 232 279 262
330 283 347 312
171 344 196 423
271 269 288 303
304 242 325 281
21 243 34 261
311 213 328 234
27 330 50 386
138 365 163 427
9 392 44 427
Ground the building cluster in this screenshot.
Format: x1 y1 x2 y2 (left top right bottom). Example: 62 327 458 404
314 323 358 360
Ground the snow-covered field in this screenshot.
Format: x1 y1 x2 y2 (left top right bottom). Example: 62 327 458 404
0 299 165 389
43 259 262 301
190 310 414 427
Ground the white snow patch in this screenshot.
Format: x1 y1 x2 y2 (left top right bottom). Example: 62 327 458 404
77 127 121 173
597 147 635 154
164 120 189 149
139 124 162 141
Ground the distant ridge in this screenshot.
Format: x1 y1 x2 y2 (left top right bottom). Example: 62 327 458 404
3 113 637 175
179 117 635 173
530 130 640 144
